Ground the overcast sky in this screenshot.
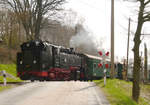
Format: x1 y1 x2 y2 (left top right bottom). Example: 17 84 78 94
64 0 150 61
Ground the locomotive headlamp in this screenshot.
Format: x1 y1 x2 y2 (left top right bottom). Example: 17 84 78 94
26 43 30 47
20 61 23 64
64 58 67 62
33 60 37 64
42 64 45 68
35 41 40 46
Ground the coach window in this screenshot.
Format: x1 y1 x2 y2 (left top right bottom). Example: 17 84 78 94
72 58 74 63
93 63 97 68
99 60 102 64
55 49 58 55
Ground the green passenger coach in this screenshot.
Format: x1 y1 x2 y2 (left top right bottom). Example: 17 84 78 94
83 54 111 80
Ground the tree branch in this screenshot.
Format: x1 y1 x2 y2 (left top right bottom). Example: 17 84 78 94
144 0 150 6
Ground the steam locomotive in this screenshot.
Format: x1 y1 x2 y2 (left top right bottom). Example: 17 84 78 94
17 40 89 81
17 40 125 81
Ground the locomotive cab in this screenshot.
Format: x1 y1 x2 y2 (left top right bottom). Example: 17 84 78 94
21 41 45 70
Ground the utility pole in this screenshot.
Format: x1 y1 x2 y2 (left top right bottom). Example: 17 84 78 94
126 18 131 80
144 43 148 82
110 0 115 78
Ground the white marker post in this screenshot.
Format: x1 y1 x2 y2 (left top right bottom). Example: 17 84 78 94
2 70 7 86
104 69 106 86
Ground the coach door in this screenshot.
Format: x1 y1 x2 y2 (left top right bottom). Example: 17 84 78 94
92 63 95 76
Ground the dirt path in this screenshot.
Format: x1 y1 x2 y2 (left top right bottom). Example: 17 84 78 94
0 81 110 105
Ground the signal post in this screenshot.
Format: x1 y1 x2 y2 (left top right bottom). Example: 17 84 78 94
98 51 109 86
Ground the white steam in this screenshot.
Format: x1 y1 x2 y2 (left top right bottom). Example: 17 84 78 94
70 25 105 55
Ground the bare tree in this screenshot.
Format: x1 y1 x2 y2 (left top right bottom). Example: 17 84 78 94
40 9 86 48
125 0 150 102
0 0 66 40
0 9 23 48
40 19 76 47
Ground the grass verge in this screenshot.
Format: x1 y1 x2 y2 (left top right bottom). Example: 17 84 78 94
0 64 22 92
0 64 22 82
94 79 150 105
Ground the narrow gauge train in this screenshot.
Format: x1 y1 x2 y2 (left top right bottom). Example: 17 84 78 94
17 40 123 81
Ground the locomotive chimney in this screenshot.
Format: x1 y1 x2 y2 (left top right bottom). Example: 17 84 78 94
70 48 74 52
